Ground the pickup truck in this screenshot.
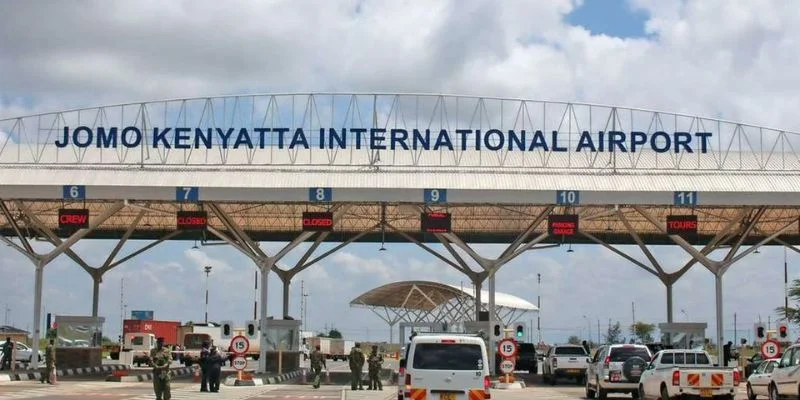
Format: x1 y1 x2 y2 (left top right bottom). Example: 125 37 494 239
542 344 591 385
638 349 740 400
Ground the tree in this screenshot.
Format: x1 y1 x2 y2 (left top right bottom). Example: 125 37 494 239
327 329 343 339
630 321 656 343
776 278 800 323
567 335 581 345
605 321 622 344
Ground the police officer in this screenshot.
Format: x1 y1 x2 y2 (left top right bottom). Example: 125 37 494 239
309 345 326 388
199 341 211 392
348 342 365 390
207 346 225 392
150 337 172 400
40 339 56 384
367 345 383 390
1 337 12 370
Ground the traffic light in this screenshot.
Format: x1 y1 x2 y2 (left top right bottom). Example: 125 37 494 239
756 323 766 339
493 324 501 338
515 323 525 339
245 320 257 339
779 324 788 338
220 320 233 339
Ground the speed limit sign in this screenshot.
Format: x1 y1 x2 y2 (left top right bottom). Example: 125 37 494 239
497 338 518 358
232 355 248 371
761 339 781 359
231 335 250 355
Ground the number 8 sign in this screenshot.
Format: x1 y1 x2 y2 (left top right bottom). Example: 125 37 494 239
497 338 518 358
231 335 250 355
761 339 780 359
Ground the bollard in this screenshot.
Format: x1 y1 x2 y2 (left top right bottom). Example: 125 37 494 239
325 369 331 385
301 368 307 384
192 365 201 383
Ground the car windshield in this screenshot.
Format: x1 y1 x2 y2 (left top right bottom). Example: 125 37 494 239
609 347 650 362
555 346 587 355
412 343 484 370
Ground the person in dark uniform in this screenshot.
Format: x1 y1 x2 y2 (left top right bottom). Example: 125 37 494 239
199 341 211 392
207 346 225 392
723 341 733 366
1 337 12 370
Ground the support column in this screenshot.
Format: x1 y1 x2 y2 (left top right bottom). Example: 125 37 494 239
665 282 673 324
258 259 273 374
31 261 44 368
281 274 290 318
487 269 497 376
92 273 102 317
715 273 724 364
474 280 482 321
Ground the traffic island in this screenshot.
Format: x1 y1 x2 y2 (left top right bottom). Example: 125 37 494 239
105 366 193 382
1 364 130 382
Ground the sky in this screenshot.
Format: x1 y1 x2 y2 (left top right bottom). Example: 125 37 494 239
2 0 800 346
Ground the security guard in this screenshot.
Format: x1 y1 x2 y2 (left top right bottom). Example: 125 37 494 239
40 339 56 384
348 343 365 390
150 337 172 400
199 341 211 392
367 345 383 390
309 345 326 388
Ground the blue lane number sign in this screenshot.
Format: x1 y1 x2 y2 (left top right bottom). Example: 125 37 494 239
62 185 86 199
556 190 580 205
309 187 332 202
176 187 199 202
424 189 447 203
674 191 698 206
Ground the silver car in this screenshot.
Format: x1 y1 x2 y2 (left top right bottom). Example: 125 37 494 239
747 358 779 400
586 344 651 399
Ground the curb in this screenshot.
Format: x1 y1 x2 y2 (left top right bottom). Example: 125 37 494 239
263 370 302 384
105 366 194 382
1 364 129 382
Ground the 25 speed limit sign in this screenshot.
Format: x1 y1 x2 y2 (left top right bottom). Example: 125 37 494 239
231 335 250 355
497 338 518 358
761 339 781 359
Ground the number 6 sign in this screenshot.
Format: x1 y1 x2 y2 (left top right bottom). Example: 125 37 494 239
761 339 780 359
231 335 250 355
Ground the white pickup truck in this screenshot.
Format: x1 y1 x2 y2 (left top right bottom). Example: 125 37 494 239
543 344 591 384
638 349 740 400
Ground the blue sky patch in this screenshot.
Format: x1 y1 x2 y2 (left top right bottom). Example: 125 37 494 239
566 0 650 39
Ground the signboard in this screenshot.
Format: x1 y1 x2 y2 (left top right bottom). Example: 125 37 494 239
666 215 698 235
58 208 89 230
176 211 208 230
420 212 452 233
548 214 578 236
230 335 250 355
232 355 248 371
130 310 154 320
761 339 781 359
499 359 515 374
302 212 334 231
497 338 518 358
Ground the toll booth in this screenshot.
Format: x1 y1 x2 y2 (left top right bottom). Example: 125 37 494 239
53 315 105 368
262 319 301 373
658 322 708 350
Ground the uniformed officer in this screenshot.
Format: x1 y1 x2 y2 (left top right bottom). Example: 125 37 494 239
40 339 56 384
367 345 383 390
199 341 211 392
207 346 225 392
1 337 12 370
348 342 365 390
150 337 172 400
309 345 326 388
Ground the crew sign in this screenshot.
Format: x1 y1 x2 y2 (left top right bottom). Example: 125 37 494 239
55 127 714 154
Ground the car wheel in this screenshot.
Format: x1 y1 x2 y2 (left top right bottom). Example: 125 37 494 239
660 385 670 400
585 376 596 399
769 384 779 400
747 383 756 400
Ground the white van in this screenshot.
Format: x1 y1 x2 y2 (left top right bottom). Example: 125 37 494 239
402 334 491 400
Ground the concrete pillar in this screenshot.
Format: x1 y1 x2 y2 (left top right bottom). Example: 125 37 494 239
92 274 102 317
474 280 482 320
257 259 273 374
281 275 291 318
31 262 44 369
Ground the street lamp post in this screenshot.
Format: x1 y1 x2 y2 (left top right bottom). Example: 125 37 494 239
204 266 212 324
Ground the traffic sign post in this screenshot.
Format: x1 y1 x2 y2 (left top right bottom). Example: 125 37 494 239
232 355 248 371
761 339 781 359
230 335 251 381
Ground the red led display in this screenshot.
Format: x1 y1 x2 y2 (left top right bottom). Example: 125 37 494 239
176 211 208 230
548 214 579 236
421 212 452 233
302 212 334 231
666 215 698 235
58 209 89 229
